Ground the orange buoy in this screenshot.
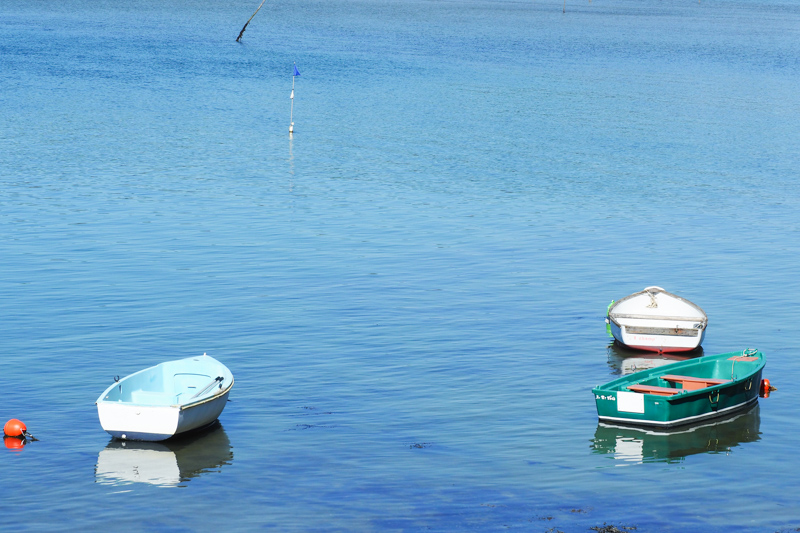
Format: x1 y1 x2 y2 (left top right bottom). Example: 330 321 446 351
760 378 771 398
3 419 26 438
4 437 26 450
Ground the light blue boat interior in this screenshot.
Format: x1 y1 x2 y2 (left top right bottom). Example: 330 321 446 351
98 356 233 407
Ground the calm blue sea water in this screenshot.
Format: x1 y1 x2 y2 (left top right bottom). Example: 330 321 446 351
2 0 800 530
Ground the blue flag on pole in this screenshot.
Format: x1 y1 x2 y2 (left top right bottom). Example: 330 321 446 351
293 64 301 77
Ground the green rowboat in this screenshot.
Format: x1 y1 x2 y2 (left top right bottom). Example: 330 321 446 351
593 349 765 428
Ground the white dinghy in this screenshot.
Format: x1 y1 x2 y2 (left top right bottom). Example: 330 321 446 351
606 286 707 353
96 354 234 441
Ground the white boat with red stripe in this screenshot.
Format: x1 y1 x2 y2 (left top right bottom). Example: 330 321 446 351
606 286 707 353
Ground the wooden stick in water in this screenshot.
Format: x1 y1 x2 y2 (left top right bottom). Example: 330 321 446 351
236 0 268 42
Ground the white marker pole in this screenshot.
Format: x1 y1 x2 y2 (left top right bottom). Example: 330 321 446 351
289 64 296 135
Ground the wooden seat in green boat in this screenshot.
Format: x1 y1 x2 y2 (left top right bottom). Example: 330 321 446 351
627 384 683 396
661 374 729 391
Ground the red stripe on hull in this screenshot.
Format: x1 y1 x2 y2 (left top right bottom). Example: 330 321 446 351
623 343 698 354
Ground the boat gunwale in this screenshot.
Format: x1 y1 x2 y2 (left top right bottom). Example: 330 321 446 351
95 356 234 408
177 378 234 410
593 351 765 398
608 312 708 329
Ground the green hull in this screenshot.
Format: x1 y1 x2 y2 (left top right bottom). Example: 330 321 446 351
593 349 765 428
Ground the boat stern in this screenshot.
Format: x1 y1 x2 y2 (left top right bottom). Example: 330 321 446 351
607 287 707 353
97 402 180 441
593 385 673 426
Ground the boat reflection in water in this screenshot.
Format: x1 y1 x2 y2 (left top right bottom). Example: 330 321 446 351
95 422 233 487
605 342 703 376
591 404 761 464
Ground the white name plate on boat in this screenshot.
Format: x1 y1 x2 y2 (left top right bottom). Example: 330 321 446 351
616 391 645 414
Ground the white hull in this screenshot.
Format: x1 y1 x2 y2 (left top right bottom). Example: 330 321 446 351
96 388 231 441
607 287 707 353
